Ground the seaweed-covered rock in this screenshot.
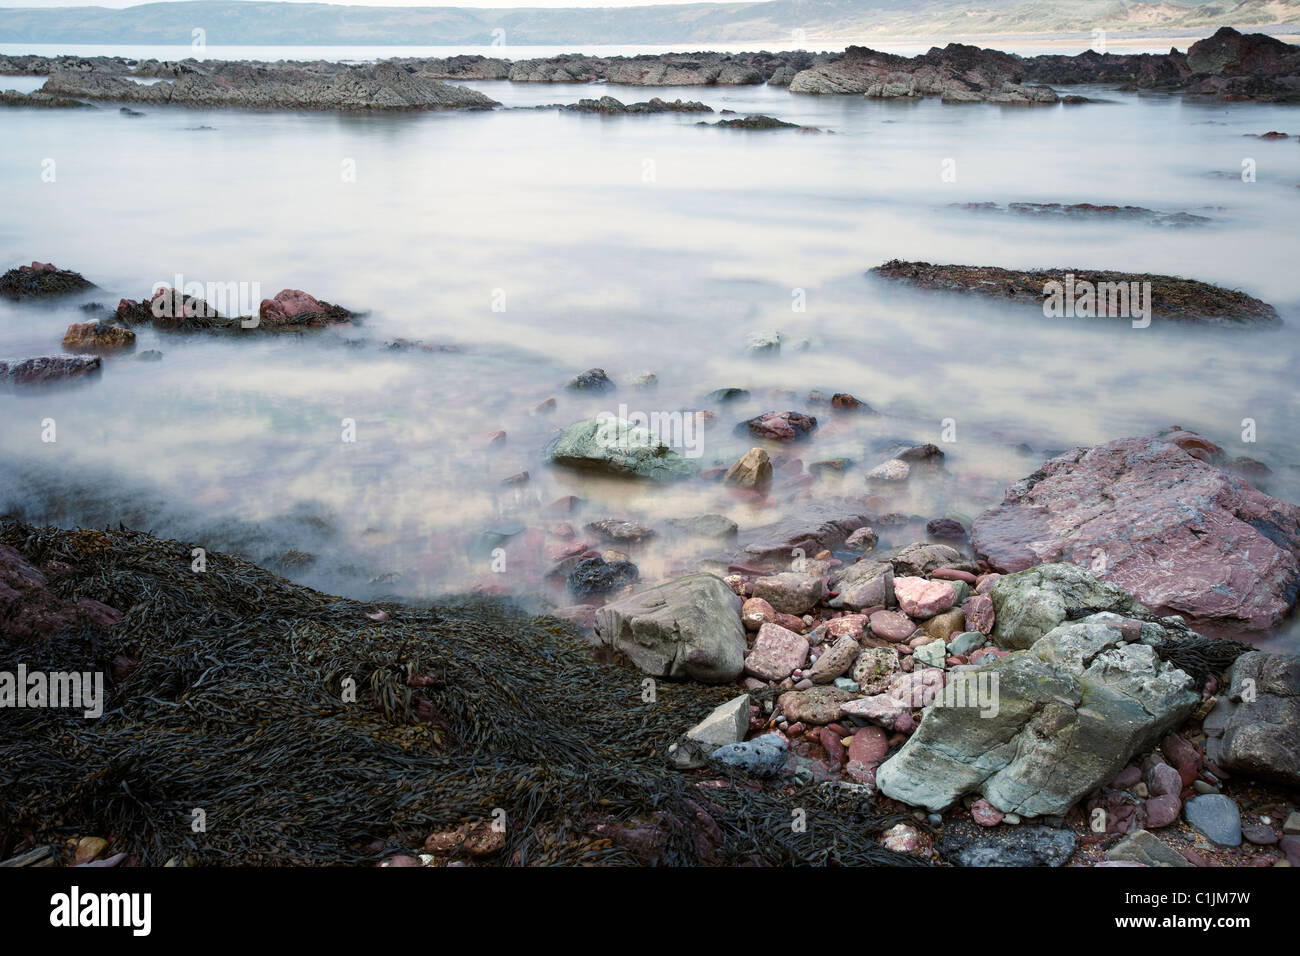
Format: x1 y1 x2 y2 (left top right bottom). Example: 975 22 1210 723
0 262 94 299
876 613 1200 816
594 573 745 683
869 260 1280 326
566 556 639 598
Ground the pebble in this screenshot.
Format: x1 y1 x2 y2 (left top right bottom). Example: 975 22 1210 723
1184 794 1242 847
1242 824 1278 846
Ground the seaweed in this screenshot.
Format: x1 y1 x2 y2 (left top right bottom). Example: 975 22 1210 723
0 519 921 867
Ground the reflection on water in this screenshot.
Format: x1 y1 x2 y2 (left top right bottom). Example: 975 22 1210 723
1 78 1298 648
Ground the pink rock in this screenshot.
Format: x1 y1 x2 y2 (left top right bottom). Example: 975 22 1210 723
773 612 806 631
893 576 958 619
971 431 1300 638
848 726 890 766
741 597 776 631
868 609 917 642
886 668 945 707
881 823 919 853
819 727 846 766
1112 765 1142 789
259 288 346 325
744 410 817 441
969 647 1009 665
845 760 877 786
744 622 809 681
826 614 867 640
1145 794 1182 828
975 573 1001 594
971 798 1003 826
962 593 995 635
1147 762 1183 798
931 568 977 584
841 694 909 730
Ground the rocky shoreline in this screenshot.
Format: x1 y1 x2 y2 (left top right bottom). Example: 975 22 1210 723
3 422 1298 867
3 262 1298 866
1 27 1296 111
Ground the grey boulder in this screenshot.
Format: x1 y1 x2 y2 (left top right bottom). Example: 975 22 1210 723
876 613 1199 816
594 573 745 683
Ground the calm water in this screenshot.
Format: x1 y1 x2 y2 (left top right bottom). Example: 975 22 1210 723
2 60 1299 646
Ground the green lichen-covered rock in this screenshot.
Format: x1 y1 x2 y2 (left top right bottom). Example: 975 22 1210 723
990 562 1146 650
546 418 699 481
876 613 1199 816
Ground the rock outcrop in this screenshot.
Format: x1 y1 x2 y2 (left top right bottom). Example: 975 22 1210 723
869 260 1280 326
973 431 1300 637
0 262 95 299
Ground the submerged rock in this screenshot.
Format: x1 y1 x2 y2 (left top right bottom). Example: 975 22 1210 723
61 322 135 352
876 613 1200 816
594 573 745 683
869 259 1280 326
546 418 698 481
973 431 1300 637
0 355 101 385
0 262 95 299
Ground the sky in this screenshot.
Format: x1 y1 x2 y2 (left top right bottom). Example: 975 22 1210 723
1 0 708 8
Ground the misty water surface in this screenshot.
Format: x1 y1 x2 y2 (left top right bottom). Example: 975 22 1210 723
1 65 1298 646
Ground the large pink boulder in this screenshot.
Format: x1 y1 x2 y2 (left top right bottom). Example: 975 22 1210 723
972 431 1300 637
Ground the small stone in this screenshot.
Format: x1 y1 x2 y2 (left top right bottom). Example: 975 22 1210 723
868 609 916 642
725 447 772 490
744 622 809 681
947 631 984 657
845 527 878 552
893 576 958 619
1242 824 1279 846
913 640 946 669
709 733 788 778
1284 811 1300 835
741 596 775 631
75 836 109 865
566 367 614 391
882 823 919 853
752 571 824 615
867 459 909 482
1145 794 1182 828
1184 794 1242 847
971 798 1003 827
807 635 859 684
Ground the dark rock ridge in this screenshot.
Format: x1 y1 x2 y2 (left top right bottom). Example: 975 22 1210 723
25 59 499 111
952 202 1212 228
870 259 1280 327
786 28 1300 103
4 30 1295 107
556 95 713 115
972 430 1300 638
